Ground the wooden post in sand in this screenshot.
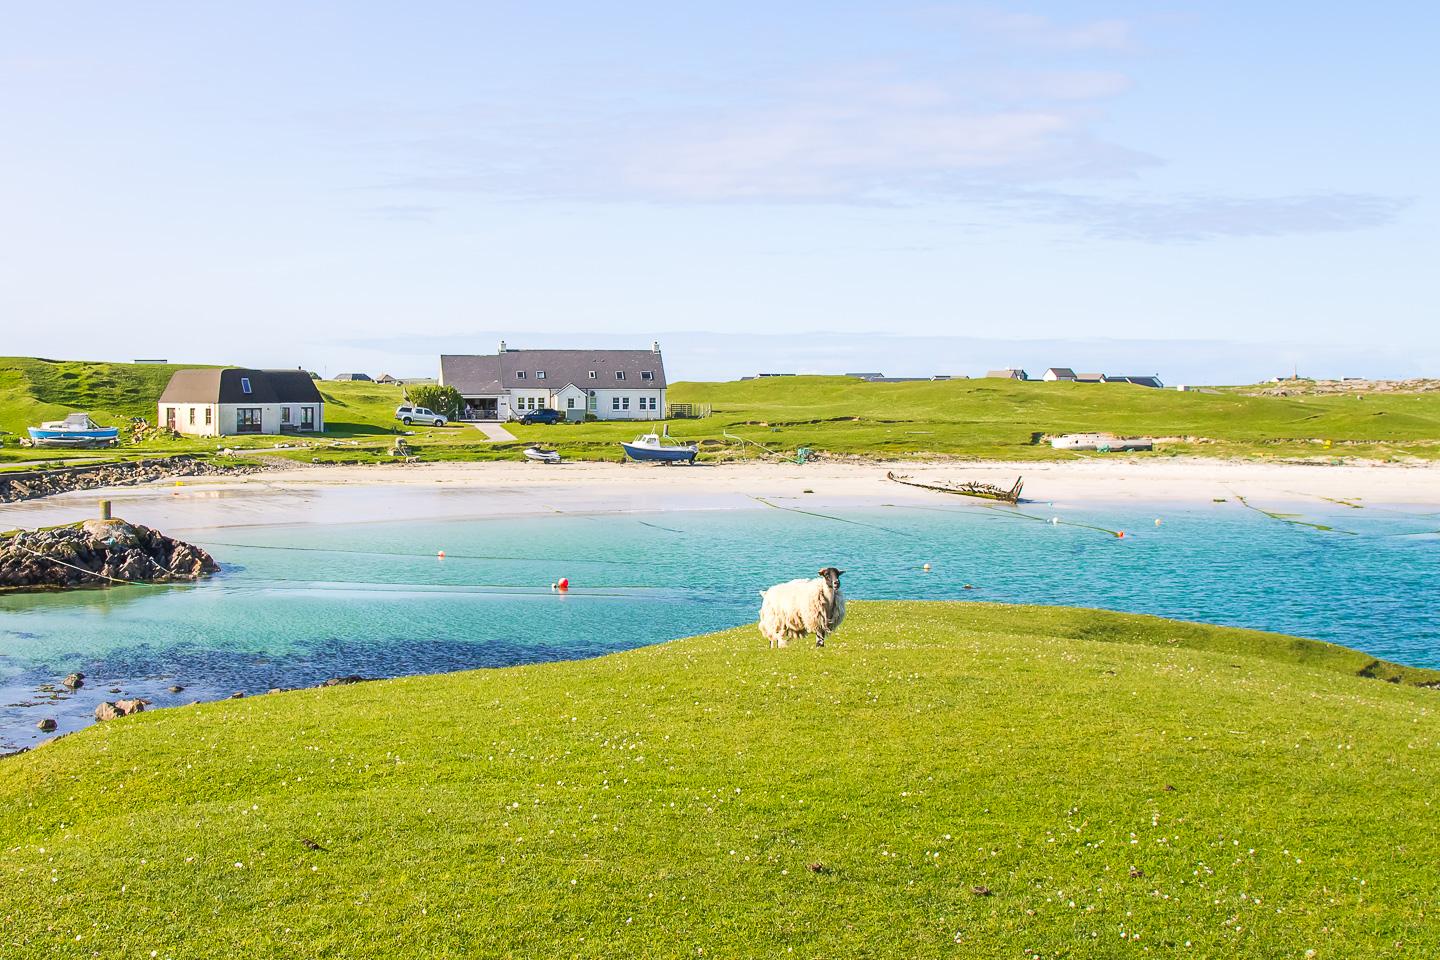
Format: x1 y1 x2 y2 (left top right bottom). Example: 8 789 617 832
99 499 112 521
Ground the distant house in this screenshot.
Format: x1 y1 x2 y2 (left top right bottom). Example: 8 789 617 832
847 372 886 380
1103 375 1165 389
375 373 398 384
158 369 325 436
1042 368 1077 381
986 369 1029 380
1075 373 1104 383
439 340 667 421
332 372 373 382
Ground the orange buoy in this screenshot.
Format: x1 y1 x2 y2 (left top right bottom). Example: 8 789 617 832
1116 531 1125 539
557 577 569 591
437 550 445 558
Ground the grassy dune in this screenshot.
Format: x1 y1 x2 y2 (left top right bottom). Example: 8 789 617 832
2 602 1437 958
3 358 1440 465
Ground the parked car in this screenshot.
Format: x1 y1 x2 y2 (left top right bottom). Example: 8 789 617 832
518 408 562 425
395 405 447 426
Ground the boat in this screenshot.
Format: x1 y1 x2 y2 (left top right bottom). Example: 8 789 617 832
523 446 562 464
886 471 1023 504
620 429 697 464
1050 433 1153 452
26 413 120 447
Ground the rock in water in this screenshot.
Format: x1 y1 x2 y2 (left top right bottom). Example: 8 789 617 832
93 699 148 722
36 718 58 732
0 520 219 592
62 672 85 689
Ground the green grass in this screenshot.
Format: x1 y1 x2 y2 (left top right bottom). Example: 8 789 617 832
4 358 1440 465
2 601 1437 957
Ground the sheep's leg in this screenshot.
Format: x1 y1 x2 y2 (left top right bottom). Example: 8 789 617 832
814 628 826 648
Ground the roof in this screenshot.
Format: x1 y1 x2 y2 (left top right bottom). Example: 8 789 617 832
985 369 1028 379
1075 373 1104 382
441 348 667 393
159 369 325 405
1105 375 1164 388
1045 367 1077 379
333 372 373 381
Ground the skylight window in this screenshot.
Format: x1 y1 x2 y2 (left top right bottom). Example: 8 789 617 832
641 371 654 381
516 371 526 379
588 370 597 379
536 371 546 379
615 371 626 381
240 377 252 394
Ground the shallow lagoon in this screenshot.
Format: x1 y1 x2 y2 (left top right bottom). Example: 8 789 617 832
3 495 1437 751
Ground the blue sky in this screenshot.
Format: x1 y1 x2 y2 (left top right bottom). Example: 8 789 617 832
1 2 1434 382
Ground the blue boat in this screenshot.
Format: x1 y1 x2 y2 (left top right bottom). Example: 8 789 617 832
27 412 120 447
620 430 697 464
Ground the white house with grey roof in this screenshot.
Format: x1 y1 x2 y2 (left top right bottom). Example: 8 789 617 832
439 341 668 421
157 368 325 437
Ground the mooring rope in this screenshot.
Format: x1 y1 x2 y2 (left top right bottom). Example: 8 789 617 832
749 496 919 538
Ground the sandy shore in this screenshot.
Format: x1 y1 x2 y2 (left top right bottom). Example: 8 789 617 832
1 458 1436 531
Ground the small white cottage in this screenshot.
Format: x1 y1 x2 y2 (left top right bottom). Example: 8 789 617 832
158 369 325 437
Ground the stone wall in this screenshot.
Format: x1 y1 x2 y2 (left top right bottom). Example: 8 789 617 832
0 457 260 504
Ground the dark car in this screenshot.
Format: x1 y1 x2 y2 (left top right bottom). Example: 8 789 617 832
519 408 562 425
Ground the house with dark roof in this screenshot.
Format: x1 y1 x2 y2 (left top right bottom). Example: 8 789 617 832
439 341 668 421
1103 375 1165 389
985 368 1029 380
157 369 325 436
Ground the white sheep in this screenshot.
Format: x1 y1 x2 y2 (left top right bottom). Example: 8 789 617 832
758 567 846 648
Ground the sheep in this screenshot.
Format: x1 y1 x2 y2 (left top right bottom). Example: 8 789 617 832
758 567 846 648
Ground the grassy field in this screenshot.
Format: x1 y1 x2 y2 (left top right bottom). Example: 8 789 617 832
3 357 1440 466
2 601 1437 958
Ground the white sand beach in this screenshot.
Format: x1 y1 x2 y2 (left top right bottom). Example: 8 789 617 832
2 458 1436 532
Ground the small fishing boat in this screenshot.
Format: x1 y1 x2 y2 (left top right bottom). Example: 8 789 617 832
886 471 1023 504
523 446 562 464
1050 433 1153 452
26 413 119 448
620 429 697 464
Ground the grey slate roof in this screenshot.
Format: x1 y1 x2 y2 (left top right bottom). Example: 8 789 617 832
1104 375 1164 388
159 369 325 404
441 349 666 393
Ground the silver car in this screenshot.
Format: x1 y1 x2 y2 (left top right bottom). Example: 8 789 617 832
395 405 447 427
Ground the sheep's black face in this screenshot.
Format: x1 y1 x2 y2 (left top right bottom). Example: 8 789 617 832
818 567 844 589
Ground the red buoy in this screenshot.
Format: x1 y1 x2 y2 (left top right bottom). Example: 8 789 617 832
557 577 569 591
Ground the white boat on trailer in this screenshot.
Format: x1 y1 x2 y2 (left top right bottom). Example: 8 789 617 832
523 446 562 464
1050 433 1153 452
620 427 697 464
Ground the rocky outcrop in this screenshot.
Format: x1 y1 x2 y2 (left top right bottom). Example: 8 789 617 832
0 519 219 591
94 698 147 721
0 457 262 505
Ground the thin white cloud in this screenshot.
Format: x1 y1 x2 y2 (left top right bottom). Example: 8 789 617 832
928 5 1137 51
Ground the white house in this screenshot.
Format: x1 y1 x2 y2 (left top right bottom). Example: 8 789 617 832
439 342 668 421
1042 367 1078 381
158 368 325 437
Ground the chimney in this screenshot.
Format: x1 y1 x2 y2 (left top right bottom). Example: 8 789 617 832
652 340 660 354
499 339 507 354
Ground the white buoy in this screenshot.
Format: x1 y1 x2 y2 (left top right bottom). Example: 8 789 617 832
922 563 931 572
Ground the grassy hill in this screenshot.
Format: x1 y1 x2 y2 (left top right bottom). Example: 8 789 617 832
3 358 1439 465
2 602 1437 957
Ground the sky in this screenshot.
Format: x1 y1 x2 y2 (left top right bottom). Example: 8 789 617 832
1 1 1436 383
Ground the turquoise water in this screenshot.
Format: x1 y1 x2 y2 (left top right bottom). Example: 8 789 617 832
3 497 1438 751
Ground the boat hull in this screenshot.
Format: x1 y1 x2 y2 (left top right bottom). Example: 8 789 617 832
523 447 562 463
621 442 697 463
26 428 119 447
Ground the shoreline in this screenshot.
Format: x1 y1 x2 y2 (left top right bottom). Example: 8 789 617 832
1 457 1437 532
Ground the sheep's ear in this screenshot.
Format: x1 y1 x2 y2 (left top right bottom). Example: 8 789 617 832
837 570 845 576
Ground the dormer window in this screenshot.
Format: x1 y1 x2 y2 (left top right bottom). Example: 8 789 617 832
536 371 546 379
615 371 626 381
641 371 654 381
588 370 596 379
240 377 252 395
516 371 526 380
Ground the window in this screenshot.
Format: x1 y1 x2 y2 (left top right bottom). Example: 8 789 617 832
240 377 252 395
535 371 545 379
587 391 596 411
188 407 196 425
615 371 626 381
641 396 656 411
622 396 630 410
281 406 291 424
612 396 621 410
205 407 212 426
237 408 262 433
588 370 596 379
567 397 576 409
516 371 526 380
641 371 654 381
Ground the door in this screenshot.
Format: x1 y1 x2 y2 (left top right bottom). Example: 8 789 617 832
301 406 316 430
236 408 262 433
165 407 177 430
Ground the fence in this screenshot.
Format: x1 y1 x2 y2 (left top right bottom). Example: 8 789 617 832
665 402 712 419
